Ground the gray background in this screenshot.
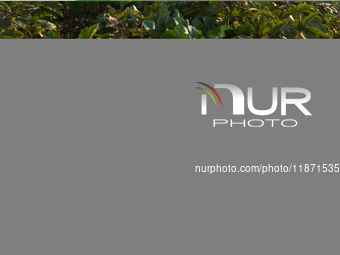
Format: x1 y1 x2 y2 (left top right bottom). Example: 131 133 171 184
0 40 339 255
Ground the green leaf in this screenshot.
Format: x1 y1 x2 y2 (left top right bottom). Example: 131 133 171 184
0 28 17 38
234 23 251 36
174 25 190 38
293 19 304 32
156 3 170 27
203 16 216 32
302 12 318 26
283 4 314 18
305 26 328 38
206 25 232 38
267 19 289 38
258 9 277 19
308 17 327 33
187 25 198 39
192 18 205 32
78 23 100 39
38 20 57 31
160 29 178 38
143 20 155 30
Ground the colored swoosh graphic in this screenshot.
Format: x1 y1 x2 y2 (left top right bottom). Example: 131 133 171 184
197 82 222 106
196 87 217 106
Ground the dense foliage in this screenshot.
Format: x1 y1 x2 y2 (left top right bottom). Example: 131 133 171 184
1 1 340 39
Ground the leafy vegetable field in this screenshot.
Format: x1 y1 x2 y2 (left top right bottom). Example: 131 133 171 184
1 1 340 39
